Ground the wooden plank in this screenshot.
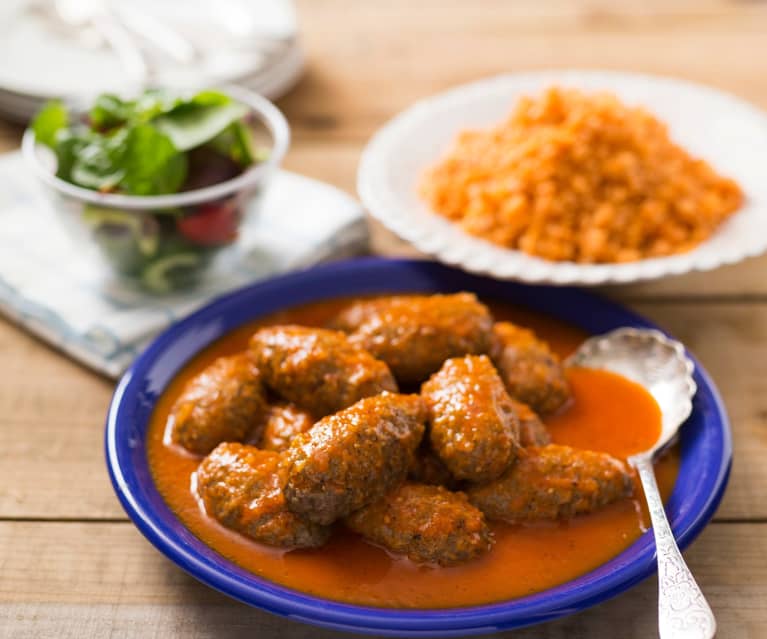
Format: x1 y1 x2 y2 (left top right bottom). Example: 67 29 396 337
0 319 117 518
4 2 767 149
367 221 767 299
4 20 767 300
632 303 767 521
286 0 767 297
605 257 767 301
283 140 360 194
0 521 763 637
3 127 765 298
0 302 764 521
283 0 767 141
0 2 764 637
6 0 767 148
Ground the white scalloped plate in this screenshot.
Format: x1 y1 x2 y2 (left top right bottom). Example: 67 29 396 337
358 70 767 285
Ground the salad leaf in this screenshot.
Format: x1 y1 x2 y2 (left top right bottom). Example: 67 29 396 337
30 89 259 197
152 100 248 152
90 89 195 129
209 121 266 167
186 89 232 107
63 124 187 195
70 129 128 192
120 124 188 195
32 100 68 148
51 127 91 181
132 89 185 121
82 204 160 275
89 94 134 130
141 250 208 293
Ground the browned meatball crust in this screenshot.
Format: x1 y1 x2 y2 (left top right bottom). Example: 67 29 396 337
249 325 397 417
491 322 571 415
421 355 521 483
250 403 314 452
408 446 458 489
510 398 552 447
467 444 633 523
332 293 494 384
346 483 493 566
196 443 330 548
284 392 426 525
169 353 266 455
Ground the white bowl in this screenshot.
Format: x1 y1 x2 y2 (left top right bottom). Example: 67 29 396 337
358 70 767 285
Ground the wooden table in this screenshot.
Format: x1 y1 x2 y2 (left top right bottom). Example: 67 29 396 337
1 1 766 637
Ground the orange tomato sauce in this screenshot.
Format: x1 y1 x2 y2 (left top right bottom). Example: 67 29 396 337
146 297 678 608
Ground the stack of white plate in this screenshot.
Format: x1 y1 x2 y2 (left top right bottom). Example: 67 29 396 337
0 0 304 122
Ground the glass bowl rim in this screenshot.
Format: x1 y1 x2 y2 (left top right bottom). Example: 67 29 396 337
21 85 290 211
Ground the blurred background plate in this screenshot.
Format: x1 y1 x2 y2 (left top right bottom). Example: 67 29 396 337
0 0 304 122
358 70 767 286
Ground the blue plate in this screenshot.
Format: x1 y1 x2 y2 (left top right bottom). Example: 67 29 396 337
105 258 731 637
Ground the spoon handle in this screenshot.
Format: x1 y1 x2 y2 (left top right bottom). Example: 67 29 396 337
634 454 716 639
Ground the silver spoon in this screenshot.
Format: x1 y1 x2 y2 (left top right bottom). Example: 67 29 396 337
567 328 716 639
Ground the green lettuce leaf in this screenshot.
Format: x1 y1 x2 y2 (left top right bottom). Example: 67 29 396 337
120 124 187 195
51 127 91 182
32 100 69 148
69 129 128 191
65 124 187 195
30 89 255 197
152 99 248 152
89 94 134 130
208 121 267 167
132 90 185 121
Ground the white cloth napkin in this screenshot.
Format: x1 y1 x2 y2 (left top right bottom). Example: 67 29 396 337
0 151 368 378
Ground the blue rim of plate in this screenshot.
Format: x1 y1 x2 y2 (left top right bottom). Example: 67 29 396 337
105 257 731 637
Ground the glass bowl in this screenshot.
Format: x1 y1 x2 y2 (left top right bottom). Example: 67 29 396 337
22 86 290 293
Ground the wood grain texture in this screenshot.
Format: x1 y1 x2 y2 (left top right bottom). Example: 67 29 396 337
2 2 767 298
1 1 766 637
366 222 767 299
0 302 764 521
288 0 767 297
285 0 767 141
0 521 764 638
632 303 767 522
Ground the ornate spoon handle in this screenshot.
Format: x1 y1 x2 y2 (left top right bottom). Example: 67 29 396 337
633 454 716 639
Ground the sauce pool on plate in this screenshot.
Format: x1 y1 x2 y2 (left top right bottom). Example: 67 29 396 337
146 297 678 608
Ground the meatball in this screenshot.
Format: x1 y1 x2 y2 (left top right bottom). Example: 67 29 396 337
421 355 521 482
169 353 266 455
490 322 571 415
467 444 634 523
346 483 493 566
332 293 494 384
284 392 426 525
510 398 552 447
408 446 458 489
249 325 397 417
250 403 314 452
196 443 330 548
